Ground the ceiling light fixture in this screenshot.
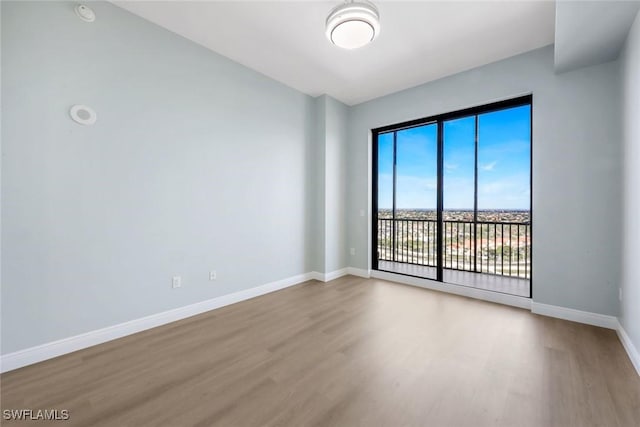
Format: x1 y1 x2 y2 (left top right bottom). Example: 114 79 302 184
326 0 380 50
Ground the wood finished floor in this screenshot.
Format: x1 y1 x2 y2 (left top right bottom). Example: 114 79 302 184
1 276 639 426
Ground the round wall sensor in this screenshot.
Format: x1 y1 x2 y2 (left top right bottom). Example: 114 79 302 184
70 105 97 126
75 4 96 22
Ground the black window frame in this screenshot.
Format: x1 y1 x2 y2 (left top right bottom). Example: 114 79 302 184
371 94 533 298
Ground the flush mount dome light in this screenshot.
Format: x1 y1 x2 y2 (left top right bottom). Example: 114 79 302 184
326 1 380 49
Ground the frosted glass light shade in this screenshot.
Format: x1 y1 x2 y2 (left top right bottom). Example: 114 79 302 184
326 1 380 49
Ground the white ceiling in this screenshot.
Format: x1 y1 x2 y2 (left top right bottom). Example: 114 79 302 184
554 0 640 73
112 1 556 105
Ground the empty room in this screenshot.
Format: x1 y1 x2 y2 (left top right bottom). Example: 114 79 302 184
2 0 640 425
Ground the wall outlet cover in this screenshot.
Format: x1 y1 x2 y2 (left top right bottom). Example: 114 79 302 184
172 276 181 289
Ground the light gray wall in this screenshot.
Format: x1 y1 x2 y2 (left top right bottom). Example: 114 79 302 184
0 1 3 357
348 46 622 316
312 96 327 273
311 95 349 274
323 96 349 273
554 0 640 73
1 1 317 354
620 10 640 352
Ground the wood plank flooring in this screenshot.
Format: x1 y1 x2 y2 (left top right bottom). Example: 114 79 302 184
1 276 639 426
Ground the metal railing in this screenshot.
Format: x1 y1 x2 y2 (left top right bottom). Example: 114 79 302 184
377 219 531 279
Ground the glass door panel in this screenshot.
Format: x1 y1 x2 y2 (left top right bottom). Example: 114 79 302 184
443 117 476 276
376 132 394 263
477 105 531 282
393 124 438 279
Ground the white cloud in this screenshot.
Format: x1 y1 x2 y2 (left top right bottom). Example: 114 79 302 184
481 161 497 171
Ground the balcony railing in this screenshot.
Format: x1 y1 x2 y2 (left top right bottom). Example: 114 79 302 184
377 219 531 279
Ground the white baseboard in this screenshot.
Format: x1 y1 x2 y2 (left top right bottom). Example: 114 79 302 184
311 268 353 282
0 272 316 373
324 268 348 281
530 302 618 329
617 321 640 376
370 270 532 310
309 271 324 282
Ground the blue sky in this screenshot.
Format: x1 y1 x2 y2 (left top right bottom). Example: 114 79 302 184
378 105 531 210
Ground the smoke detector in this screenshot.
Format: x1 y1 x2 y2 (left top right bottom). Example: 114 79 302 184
74 4 96 23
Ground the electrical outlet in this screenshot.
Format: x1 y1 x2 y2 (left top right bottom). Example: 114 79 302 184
209 270 217 281
350 248 356 256
360 209 365 217
172 276 181 289
619 287 623 302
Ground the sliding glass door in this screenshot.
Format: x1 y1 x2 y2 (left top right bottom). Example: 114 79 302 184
372 96 532 297
376 124 438 280
443 116 476 275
